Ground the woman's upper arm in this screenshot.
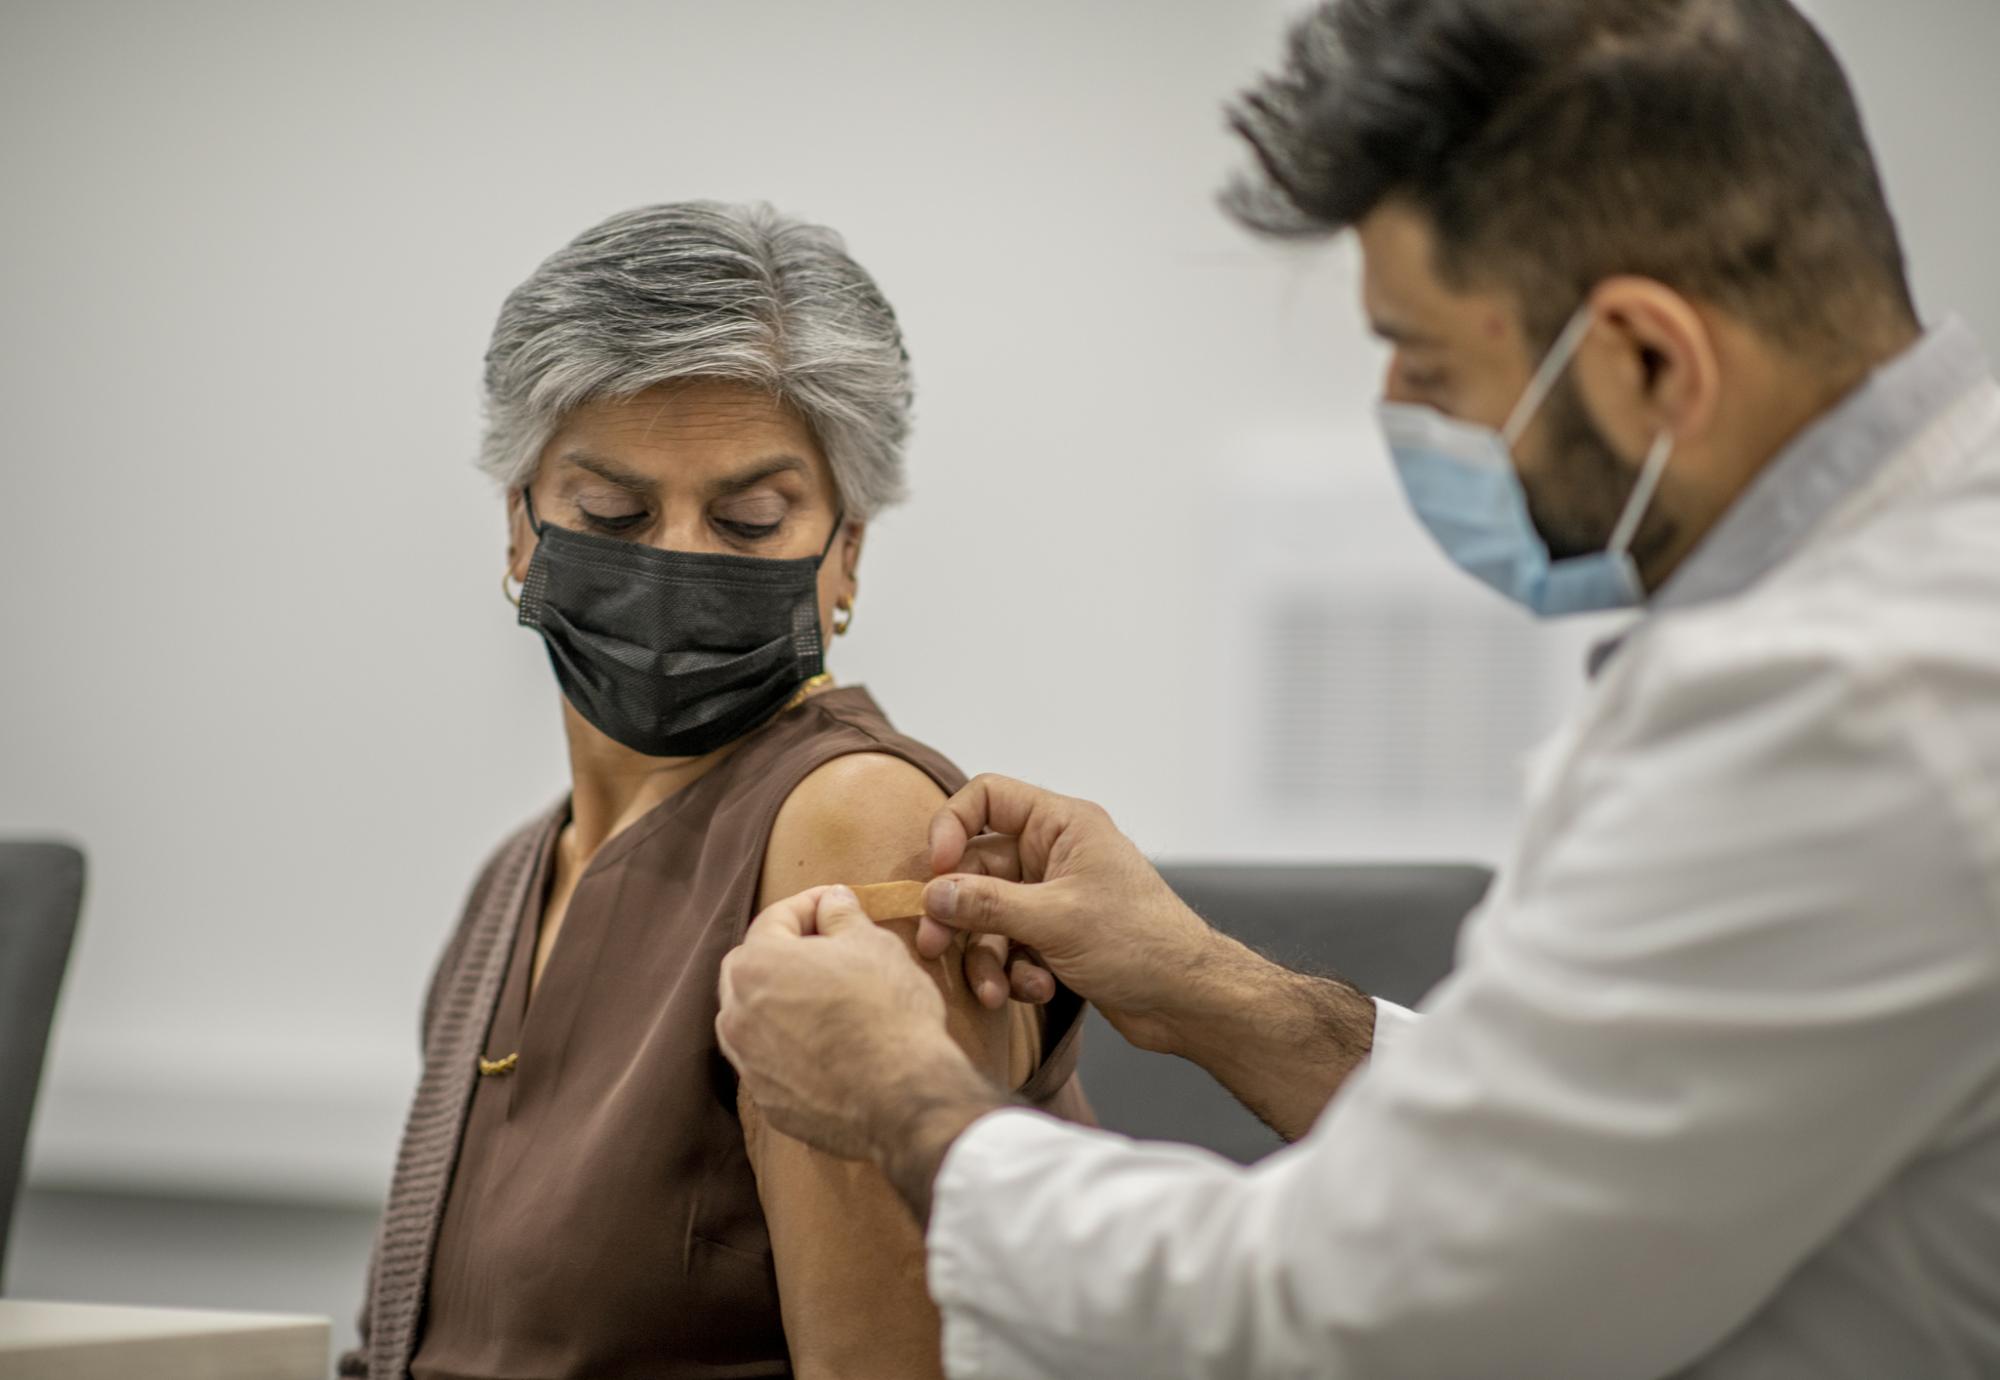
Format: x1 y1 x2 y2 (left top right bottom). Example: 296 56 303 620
759 752 1014 1077
748 752 1007 1379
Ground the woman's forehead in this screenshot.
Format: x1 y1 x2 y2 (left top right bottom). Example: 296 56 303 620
540 380 833 492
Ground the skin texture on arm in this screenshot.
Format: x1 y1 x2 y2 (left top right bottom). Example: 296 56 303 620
1145 933 1376 1141
742 750 1022 1380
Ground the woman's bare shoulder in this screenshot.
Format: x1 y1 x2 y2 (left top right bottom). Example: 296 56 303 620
757 754 1022 1084
760 751 946 901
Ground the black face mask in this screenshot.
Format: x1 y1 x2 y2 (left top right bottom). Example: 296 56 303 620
516 490 841 758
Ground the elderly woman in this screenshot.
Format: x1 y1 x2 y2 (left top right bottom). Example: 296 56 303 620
338 203 1088 1380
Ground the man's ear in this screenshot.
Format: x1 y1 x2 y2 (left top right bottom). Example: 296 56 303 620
1574 277 1721 462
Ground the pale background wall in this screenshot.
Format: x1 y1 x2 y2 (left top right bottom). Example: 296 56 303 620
2 0 1995 1231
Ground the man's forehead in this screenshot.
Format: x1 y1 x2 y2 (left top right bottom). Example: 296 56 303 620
1358 203 1521 350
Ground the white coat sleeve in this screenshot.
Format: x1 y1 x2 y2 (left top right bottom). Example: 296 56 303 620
1364 997 1419 1064
925 637 2000 1380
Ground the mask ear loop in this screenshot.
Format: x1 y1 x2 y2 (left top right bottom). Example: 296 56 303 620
1497 307 1675 566
502 487 545 609
1502 305 1599 447
1607 429 1675 559
815 509 847 565
785 509 852 711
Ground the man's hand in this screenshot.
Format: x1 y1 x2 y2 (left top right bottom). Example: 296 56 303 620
717 886 1005 1186
917 775 1380 1138
916 774 1225 1055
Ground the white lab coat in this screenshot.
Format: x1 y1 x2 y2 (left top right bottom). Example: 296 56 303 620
924 330 2000 1379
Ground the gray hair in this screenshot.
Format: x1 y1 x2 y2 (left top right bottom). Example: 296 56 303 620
479 201 913 517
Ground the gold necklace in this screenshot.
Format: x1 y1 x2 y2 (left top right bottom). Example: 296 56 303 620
782 672 835 713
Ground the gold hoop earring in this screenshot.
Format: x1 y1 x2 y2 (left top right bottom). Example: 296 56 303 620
832 599 854 636
502 569 521 608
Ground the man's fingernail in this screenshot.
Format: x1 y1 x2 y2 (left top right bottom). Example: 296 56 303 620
926 879 957 919
828 885 856 902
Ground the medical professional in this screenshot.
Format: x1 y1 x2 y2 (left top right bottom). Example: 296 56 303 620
716 0 2000 1375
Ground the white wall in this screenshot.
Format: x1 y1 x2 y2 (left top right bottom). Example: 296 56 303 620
3 0 1995 1203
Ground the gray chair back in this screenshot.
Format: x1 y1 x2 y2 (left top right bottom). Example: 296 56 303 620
1075 862 1490 1164
0 840 85 1292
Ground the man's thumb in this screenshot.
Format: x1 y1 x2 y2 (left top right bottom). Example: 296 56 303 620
924 874 1049 946
814 885 872 936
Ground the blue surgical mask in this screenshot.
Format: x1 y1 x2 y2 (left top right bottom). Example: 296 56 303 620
1376 306 1675 617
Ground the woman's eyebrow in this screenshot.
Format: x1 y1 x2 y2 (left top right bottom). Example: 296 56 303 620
560 450 656 494
709 456 808 497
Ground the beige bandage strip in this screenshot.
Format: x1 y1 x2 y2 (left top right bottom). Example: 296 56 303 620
849 880 928 922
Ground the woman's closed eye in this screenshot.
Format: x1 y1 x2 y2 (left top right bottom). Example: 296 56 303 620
577 505 651 536
713 496 789 544
568 493 795 546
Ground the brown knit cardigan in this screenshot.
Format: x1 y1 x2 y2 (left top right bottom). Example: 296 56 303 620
339 807 552 1378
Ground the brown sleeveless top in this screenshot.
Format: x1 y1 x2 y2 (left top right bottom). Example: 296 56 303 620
342 687 1086 1379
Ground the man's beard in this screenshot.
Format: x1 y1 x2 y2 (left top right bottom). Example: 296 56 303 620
1520 376 1676 566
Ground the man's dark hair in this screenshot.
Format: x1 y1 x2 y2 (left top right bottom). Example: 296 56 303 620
1225 0 1918 357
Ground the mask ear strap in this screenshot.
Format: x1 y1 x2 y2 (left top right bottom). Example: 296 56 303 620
520 486 546 535
816 509 847 564
1608 428 1675 558
1502 305 1598 446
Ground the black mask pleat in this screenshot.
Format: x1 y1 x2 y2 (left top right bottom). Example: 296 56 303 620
516 492 839 757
